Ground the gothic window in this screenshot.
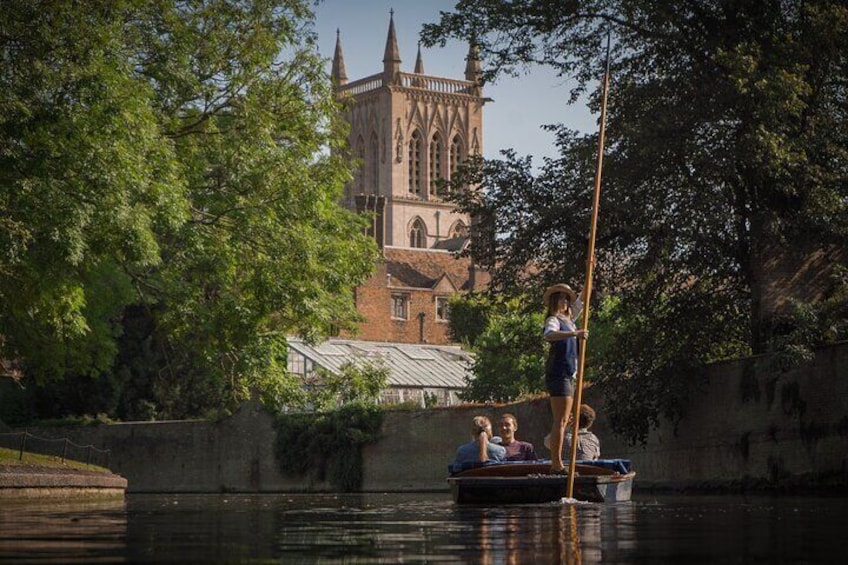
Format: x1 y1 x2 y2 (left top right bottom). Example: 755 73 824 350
409 218 426 248
449 135 463 194
354 135 365 197
391 293 409 320
369 131 379 194
449 221 468 239
429 133 442 196
408 130 421 195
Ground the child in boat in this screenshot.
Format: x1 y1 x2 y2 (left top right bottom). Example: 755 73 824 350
453 416 507 464
498 413 538 461
565 404 601 460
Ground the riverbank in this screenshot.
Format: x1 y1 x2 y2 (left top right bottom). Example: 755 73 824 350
0 448 127 499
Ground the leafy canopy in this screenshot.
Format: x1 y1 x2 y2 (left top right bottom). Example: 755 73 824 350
426 1 848 443
0 0 379 421
452 295 546 403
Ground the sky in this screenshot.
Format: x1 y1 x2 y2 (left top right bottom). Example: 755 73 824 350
311 0 597 164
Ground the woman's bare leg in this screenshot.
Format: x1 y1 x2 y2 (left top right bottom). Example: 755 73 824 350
549 394 574 471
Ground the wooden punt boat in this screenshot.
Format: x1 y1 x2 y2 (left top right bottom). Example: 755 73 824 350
447 459 635 504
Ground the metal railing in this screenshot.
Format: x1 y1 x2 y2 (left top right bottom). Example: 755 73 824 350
0 430 111 469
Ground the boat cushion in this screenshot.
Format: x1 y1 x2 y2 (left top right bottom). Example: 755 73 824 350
448 458 631 475
582 459 631 474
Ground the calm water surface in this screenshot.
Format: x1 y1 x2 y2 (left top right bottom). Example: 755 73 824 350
1 492 844 563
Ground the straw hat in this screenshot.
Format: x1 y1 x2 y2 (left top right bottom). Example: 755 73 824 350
543 283 576 306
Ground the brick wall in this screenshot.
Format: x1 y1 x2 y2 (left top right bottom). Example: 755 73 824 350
344 251 488 345
759 243 845 320
350 285 452 344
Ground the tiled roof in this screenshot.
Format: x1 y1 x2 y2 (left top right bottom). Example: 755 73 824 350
383 247 474 290
287 337 472 390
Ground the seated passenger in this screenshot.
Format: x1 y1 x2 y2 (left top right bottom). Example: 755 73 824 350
498 413 537 461
453 416 507 464
565 404 601 461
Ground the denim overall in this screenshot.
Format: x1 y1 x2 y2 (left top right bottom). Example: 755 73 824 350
545 316 578 395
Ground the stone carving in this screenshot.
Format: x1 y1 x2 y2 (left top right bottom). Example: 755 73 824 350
395 118 404 163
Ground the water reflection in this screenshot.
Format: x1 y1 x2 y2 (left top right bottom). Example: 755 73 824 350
450 498 639 564
0 493 845 563
0 498 126 564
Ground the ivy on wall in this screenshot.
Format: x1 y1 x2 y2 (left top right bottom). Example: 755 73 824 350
273 404 383 492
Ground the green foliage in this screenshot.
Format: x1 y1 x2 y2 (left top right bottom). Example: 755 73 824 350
588 290 736 444
452 295 545 403
263 358 390 415
447 292 492 347
0 379 29 426
273 404 384 492
309 360 389 412
425 0 848 443
423 391 439 408
1 1 379 420
1 0 181 386
454 292 623 406
770 265 848 372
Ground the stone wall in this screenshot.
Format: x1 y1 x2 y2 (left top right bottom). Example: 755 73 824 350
30 342 848 493
33 401 331 493
597 341 848 491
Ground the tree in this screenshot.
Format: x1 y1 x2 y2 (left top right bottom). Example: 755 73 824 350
458 296 547 403
447 291 492 347
451 291 621 405
0 1 378 421
425 1 848 442
309 360 389 412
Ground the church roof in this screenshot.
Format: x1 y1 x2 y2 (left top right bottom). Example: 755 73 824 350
431 236 470 252
287 337 471 390
383 246 474 290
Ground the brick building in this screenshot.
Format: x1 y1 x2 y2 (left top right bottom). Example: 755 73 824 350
333 13 489 344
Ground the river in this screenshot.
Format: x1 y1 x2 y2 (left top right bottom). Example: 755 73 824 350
1 492 844 563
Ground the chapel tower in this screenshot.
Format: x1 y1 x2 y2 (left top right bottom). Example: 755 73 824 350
333 12 484 250
332 13 489 345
